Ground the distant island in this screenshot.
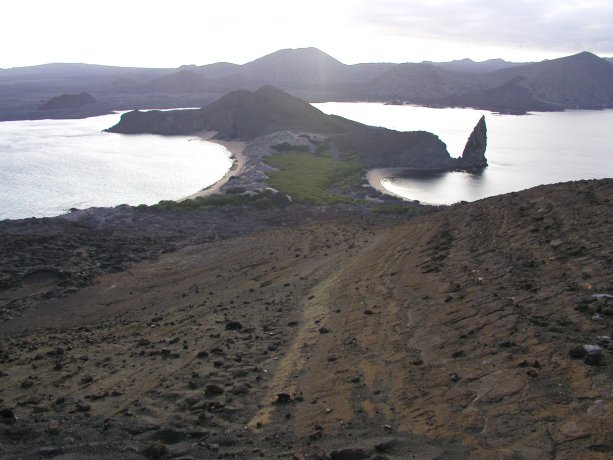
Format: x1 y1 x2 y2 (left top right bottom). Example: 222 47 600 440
40 92 96 110
1 48 612 120
107 85 487 172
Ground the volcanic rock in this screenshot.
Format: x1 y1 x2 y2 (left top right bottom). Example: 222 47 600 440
459 115 487 170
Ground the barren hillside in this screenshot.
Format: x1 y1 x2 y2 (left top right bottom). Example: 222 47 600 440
0 179 611 459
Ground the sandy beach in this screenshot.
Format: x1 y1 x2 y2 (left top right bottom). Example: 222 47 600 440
366 167 407 199
179 132 246 201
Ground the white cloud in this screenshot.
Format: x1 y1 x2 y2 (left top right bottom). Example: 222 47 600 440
1 0 612 68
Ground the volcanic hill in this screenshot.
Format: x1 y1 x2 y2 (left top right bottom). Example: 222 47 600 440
40 92 97 110
107 85 486 171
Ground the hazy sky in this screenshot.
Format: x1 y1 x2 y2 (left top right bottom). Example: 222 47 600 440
2 0 612 68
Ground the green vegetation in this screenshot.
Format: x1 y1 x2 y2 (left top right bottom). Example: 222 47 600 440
372 203 421 215
152 189 278 212
271 142 311 153
265 152 363 205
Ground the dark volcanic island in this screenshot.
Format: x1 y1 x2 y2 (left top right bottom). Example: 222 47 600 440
106 85 486 172
40 92 97 110
0 86 611 459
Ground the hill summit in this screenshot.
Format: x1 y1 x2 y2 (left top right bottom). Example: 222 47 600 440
40 92 96 110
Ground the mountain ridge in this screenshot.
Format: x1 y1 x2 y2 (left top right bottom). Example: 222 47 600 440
1 48 612 119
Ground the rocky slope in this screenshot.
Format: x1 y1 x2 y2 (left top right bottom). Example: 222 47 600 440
143 70 212 93
0 179 611 459
367 51 613 113
489 51 613 109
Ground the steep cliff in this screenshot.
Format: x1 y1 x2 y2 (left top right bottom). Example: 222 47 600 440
459 115 488 170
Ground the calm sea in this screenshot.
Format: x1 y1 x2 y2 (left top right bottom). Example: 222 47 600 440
313 103 613 204
3 105 611 219
0 112 232 220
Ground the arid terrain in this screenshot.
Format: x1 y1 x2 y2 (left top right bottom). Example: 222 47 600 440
0 178 611 459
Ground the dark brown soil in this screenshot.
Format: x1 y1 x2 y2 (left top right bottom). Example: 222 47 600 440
0 179 611 459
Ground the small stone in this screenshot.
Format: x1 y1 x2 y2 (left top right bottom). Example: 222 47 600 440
204 384 224 395
154 427 187 444
558 420 590 441
276 392 292 404
47 419 60 434
375 439 404 453
0 408 16 423
232 385 249 395
20 379 34 389
138 441 167 459
293 445 329 460
569 346 586 358
225 321 243 331
318 327 330 334
75 402 91 412
331 448 370 460
38 446 63 458
584 351 604 366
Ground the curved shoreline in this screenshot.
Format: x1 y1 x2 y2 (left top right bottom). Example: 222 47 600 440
179 132 246 201
366 168 409 200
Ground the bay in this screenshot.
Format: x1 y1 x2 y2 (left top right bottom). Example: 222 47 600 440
0 112 232 220
313 102 613 204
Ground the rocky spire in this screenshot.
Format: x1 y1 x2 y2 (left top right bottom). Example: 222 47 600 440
460 115 487 170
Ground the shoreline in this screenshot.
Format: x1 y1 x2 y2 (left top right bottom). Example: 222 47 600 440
179 131 246 201
366 168 409 200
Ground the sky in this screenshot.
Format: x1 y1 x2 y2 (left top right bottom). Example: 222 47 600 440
2 0 613 69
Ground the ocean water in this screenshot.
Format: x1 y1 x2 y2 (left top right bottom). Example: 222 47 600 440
314 103 613 204
0 113 233 220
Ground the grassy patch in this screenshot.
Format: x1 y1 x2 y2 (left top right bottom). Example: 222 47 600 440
265 152 362 205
